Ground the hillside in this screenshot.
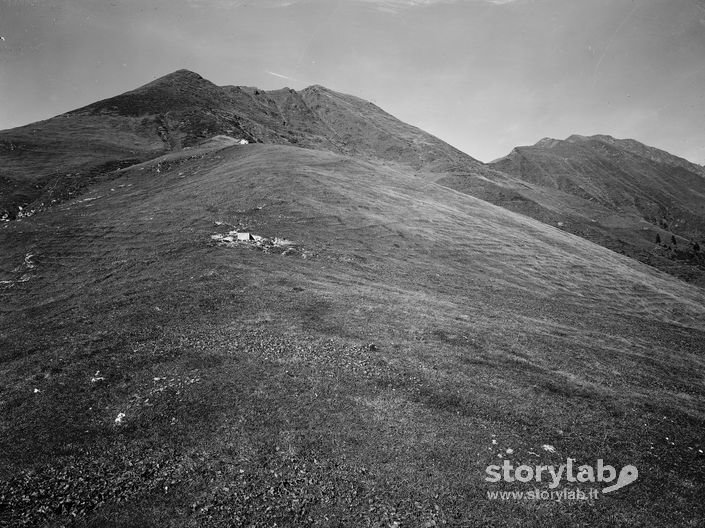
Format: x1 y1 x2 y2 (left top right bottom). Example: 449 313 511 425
491 135 705 237
0 70 485 222
1 71 705 527
450 134 705 286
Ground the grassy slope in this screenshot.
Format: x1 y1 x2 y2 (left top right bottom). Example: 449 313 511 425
4 68 704 289
1 143 704 527
0 70 486 223
298 86 481 171
0 71 256 220
479 135 705 286
0 113 167 217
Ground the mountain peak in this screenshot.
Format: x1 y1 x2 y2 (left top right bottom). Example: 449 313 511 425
137 69 210 90
69 68 222 119
534 137 561 148
565 134 590 143
301 84 338 97
530 134 620 148
159 69 203 80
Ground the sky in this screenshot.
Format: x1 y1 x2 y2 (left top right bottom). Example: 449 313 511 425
1 0 704 164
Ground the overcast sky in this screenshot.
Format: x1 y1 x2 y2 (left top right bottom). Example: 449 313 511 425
1 0 704 163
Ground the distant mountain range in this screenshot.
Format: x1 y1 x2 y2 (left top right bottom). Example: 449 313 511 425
1 69 704 284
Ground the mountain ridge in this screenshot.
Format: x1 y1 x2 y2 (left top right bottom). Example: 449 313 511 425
0 69 485 220
481 133 705 285
497 134 705 176
2 69 704 285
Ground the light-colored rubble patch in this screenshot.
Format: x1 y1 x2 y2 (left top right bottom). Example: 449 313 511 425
1 252 37 288
15 206 36 219
211 229 296 255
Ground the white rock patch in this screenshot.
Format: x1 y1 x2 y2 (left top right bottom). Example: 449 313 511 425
211 229 296 254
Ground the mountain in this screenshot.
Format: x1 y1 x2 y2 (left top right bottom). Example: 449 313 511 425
459 134 705 285
0 70 227 220
1 71 705 527
491 134 705 232
0 70 485 221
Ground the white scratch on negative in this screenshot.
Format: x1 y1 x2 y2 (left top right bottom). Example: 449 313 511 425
592 2 640 88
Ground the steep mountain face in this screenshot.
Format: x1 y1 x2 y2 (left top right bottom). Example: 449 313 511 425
466 134 705 285
585 134 705 176
297 85 479 170
0 70 236 219
0 70 486 220
492 134 705 234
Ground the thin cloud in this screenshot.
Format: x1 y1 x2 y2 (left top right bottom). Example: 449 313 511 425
267 71 295 81
591 2 640 88
266 71 308 84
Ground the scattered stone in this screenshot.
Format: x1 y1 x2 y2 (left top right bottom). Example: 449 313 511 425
211 230 297 254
